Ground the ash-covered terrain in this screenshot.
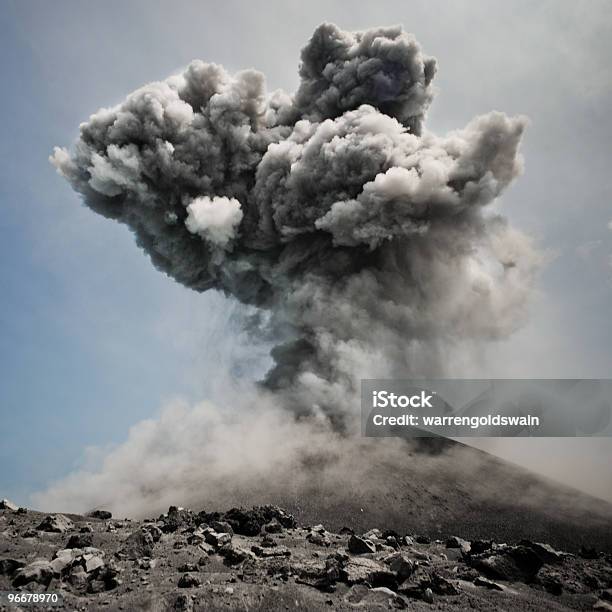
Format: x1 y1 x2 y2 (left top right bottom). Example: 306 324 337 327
2 492 612 612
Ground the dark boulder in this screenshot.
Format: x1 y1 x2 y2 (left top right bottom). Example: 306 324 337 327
87 509 112 520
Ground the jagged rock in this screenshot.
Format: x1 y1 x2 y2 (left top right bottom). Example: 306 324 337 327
363 528 382 540
211 520 234 536
430 572 460 596
87 509 112 520
50 549 77 575
415 535 431 545
339 526 354 535
446 536 471 555
520 540 565 564
260 505 297 529
474 576 504 591
162 507 194 533
423 587 434 603
470 545 542 582
0 499 18 511
67 533 93 549
384 552 415 581
402 535 415 546
51 546 106 576
82 552 106 573
251 545 291 558
187 531 205 546
348 534 376 554
178 573 201 588
198 505 295 537
122 529 155 559
219 545 256 565
36 514 74 533
0 558 24 576
16 507 27 514
142 523 163 542
469 540 493 555
80 524 94 533
87 563 121 593
12 559 53 586
203 527 231 548
343 556 397 588
306 530 331 547
177 563 198 572
295 562 337 592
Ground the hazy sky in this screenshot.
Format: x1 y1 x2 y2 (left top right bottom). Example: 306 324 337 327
1 0 611 504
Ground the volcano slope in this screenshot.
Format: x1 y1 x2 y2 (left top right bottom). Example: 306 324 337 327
1 479 612 612
264 440 612 554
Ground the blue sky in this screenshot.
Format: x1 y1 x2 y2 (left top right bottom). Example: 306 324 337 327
1 0 611 504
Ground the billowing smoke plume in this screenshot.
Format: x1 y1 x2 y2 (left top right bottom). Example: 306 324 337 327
51 23 538 421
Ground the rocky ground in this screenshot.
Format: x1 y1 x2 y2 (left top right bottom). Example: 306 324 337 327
1 499 612 611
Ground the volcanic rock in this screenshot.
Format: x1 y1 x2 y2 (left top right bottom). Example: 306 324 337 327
422 587 434 603
384 552 414 581
446 536 471 555
36 514 74 533
67 533 93 549
162 506 194 533
178 573 201 588
342 556 397 588
251 545 291 558
122 529 155 559
306 529 331 547
520 540 565 564
470 545 542 582
87 563 121 593
203 527 231 548
218 545 255 566
348 534 376 554
211 520 234 536
87 509 112 520
474 576 505 591
12 559 53 586
430 572 460 596
0 558 24 576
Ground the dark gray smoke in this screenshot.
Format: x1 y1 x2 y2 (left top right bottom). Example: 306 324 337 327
51 23 538 420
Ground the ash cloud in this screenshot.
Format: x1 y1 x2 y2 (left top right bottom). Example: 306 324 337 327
51 22 538 421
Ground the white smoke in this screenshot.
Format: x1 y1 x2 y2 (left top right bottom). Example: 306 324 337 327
185 196 243 248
